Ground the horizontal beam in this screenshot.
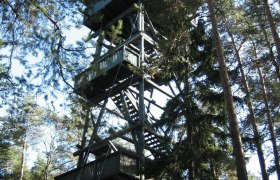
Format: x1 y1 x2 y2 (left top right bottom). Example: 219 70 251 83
103 105 125 120
73 124 140 156
144 78 174 99
128 87 165 110
92 32 142 64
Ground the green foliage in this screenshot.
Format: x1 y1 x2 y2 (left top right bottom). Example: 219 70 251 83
0 63 3 75
30 157 46 180
0 0 88 99
151 10 238 178
0 117 23 179
0 39 3 47
133 3 141 11
106 20 123 45
0 91 83 179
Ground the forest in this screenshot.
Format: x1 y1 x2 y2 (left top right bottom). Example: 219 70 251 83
0 0 280 179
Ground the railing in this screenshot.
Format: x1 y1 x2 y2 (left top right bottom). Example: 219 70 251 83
74 45 139 92
55 151 138 180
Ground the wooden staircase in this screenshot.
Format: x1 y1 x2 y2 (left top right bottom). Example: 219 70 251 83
111 90 167 159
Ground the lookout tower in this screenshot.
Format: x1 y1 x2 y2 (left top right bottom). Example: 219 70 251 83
55 0 173 179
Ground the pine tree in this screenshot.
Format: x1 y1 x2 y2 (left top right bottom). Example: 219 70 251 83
206 0 248 179
220 4 268 178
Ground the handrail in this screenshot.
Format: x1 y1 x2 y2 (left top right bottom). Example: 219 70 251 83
92 32 141 64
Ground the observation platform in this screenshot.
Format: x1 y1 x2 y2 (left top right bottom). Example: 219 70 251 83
55 150 138 180
82 0 152 41
54 148 160 180
74 32 163 104
74 45 141 103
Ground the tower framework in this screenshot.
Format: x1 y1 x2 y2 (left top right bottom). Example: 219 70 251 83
55 1 173 179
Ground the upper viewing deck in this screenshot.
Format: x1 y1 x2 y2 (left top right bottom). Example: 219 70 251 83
81 0 161 43
75 0 162 103
83 0 139 32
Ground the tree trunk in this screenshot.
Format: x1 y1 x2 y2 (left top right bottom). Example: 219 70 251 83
223 18 269 180
19 132 27 180
253 43 280 179
186 111 194 180
260 24 280 82
263 0 280 62
210 160 219 180
206 0 248 179
254 1 280 81
44 160 50 180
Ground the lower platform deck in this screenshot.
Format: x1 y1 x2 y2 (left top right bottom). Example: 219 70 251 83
55 151 139 180
54 149 163 180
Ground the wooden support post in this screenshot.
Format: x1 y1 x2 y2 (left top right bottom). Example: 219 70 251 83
119 91 138 150
77 108 91 167
93 33 104 62
137 1 145 179
78 100 108 166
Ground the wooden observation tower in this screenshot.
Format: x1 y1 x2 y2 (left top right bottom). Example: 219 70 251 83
55 0 173 179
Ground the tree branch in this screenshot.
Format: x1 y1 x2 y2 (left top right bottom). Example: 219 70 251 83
32 3 60 31
3 0 19 18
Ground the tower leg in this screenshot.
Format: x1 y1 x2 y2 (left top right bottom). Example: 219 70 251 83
77 108 91 167
137 1 145 178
